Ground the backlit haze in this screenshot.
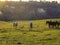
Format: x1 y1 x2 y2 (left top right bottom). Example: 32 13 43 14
0 0 60 3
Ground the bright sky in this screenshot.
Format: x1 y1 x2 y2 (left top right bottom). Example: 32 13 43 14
0 0 60 3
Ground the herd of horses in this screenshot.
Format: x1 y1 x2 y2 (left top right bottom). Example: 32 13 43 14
46 21 60 28
13 20 60 29
13 21 33 29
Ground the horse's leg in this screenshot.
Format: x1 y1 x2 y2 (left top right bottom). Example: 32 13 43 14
53 25 55 28
52 25 54 28
57 24 59 28
54 24 56 28
48 25 50 28
55 25 56 28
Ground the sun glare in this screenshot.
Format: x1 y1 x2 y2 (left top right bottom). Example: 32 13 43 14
7 0 20 1
0 0 20 1
0 0 5 1
0 0 60 3
22 0 29 2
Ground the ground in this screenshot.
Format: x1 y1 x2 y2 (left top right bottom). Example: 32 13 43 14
0 19 60 45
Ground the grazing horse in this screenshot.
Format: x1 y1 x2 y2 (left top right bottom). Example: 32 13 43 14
13 21 18 28
56 21 60 28
46 21 57 28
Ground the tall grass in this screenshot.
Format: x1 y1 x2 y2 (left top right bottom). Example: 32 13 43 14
0 19 60 45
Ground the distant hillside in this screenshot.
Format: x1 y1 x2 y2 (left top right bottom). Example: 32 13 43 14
0 1 60 21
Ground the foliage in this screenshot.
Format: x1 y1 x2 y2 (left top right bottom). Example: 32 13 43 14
0 1 60 21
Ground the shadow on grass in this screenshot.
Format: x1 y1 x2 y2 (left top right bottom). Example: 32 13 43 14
55 28 60 30
17 27 43 32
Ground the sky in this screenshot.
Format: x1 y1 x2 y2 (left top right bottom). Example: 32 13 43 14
0 0 60 3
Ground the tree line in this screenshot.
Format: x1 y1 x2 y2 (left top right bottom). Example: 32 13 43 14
0 1 60 21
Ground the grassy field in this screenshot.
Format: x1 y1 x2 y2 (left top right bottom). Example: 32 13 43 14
0 19 60 45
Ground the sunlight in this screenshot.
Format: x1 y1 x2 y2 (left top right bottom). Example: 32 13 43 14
0 0 5 1
8 0 20 1
22 0 29 2
0 0 60 3
0 0 20 1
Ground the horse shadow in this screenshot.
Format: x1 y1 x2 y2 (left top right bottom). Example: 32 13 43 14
55 28 60 30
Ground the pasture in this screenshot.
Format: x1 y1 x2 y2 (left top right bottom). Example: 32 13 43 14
0 19 60 45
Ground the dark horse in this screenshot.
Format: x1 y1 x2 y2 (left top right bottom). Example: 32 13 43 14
46 21 60 28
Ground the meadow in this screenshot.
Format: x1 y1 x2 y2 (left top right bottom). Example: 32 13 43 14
0 19 60 45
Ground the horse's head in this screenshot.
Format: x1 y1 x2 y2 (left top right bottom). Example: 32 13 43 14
46 21 49 24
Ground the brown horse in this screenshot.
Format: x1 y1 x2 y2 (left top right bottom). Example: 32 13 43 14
46 21 60 28
13 22 18 28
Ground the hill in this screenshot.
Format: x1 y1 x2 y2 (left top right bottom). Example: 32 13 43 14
0 1 60 21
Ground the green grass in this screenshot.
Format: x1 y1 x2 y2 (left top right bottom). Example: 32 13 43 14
0 19 60 45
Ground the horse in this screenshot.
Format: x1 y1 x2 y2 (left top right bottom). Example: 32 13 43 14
55 21 60 28
13 21 18 29
46 21 57 28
